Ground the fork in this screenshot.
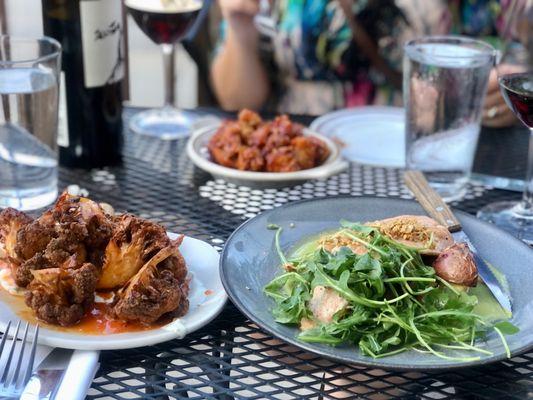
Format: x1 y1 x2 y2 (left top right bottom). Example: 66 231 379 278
0 320 39 398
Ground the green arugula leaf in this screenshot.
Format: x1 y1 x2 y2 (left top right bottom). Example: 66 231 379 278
340 220 375 235
494 321 520 335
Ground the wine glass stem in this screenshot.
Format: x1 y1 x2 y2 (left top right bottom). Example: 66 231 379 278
521 128 533 215
161 43 176 108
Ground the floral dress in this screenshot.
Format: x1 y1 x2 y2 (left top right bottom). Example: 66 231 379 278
215 0 514 115
261 0 413 114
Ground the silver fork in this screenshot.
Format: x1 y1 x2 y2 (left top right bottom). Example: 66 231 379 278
0 320 39 398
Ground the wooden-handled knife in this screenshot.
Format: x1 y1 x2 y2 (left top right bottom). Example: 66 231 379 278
404 170 512 313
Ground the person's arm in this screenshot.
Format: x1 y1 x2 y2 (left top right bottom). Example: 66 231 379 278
211 0 270 111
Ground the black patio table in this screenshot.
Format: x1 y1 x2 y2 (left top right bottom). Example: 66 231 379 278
64 107 531 399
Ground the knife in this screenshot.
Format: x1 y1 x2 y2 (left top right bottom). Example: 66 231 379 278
19 348 73 400
404 170 512 313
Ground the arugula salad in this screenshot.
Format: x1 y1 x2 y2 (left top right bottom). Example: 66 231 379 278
264 217 517 361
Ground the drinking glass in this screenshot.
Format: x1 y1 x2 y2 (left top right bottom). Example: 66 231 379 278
125 0 203 140
0 36 61 210
404 36 495 201
477 40 533 242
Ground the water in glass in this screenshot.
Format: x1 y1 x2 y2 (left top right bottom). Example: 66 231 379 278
404 38 494 201
0 67 59 210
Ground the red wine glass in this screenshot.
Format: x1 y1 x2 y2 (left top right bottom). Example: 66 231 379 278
125 0 203 139
477 31 533 243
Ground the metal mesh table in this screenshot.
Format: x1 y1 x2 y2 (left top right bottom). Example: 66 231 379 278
59 108 529 399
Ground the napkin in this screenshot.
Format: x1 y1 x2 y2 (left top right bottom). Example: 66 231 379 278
55 349 100 400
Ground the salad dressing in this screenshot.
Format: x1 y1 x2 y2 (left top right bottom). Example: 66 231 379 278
290 230 512 321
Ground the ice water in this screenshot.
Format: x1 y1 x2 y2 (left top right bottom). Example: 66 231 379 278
404 40 493 201
0 68 59 210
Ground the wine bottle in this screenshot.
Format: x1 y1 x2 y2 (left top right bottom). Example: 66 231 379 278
42 0 124 168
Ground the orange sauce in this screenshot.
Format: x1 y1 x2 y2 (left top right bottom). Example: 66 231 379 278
1 287 168 335
96 291 114 300
204 289 214 296
71 303 164 335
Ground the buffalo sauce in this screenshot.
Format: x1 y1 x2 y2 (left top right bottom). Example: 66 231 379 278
8 291 169 335
71 293 171 334
72 303 160 335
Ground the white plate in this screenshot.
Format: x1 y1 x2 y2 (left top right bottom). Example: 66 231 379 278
186 121 349 189
0 234 227 350
310 106 406 167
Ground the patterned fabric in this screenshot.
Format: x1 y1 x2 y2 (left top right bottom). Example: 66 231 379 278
449 0 504 36
267 0 412 114
215 0 512 115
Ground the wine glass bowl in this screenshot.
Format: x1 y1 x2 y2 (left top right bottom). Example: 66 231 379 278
125 0 203 139
499 72 533 128
128 2 201 44
477 67 533 243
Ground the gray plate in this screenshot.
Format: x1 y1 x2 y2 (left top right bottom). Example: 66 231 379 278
220 197 533 370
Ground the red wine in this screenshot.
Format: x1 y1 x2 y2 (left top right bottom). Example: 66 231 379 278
42 0 124 168
499 72 533 128
125 0 202 44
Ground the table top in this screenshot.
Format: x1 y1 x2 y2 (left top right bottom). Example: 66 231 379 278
60 108 530 400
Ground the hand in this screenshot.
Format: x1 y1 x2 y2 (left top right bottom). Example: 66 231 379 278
482 65 522 128
218 0 259 38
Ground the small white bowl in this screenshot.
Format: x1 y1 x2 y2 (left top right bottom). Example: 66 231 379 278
186 120 349 189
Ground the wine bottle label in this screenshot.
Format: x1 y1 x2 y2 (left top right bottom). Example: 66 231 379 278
57 72 69 147
80 0 124 88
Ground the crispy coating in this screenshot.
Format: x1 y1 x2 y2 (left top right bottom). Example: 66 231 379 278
236 146 264 171
207 121 243 169
293 136 330 166
25 262 98 326
263 125 293 155
51 193 114 254
237 108 262 141
368 215 454 256
208 109 329 172
15 253 51 288
0 208 33 261
1 192 190 328
15 219 56 261
249 124 271 148
110 241 189 324
15 231 88 289
10 193 112 288
266 147 300 172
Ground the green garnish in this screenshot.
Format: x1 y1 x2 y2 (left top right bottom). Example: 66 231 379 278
264 222 518 361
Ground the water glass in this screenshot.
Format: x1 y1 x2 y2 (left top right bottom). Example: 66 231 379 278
404 36 495 201
0 36 61 210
